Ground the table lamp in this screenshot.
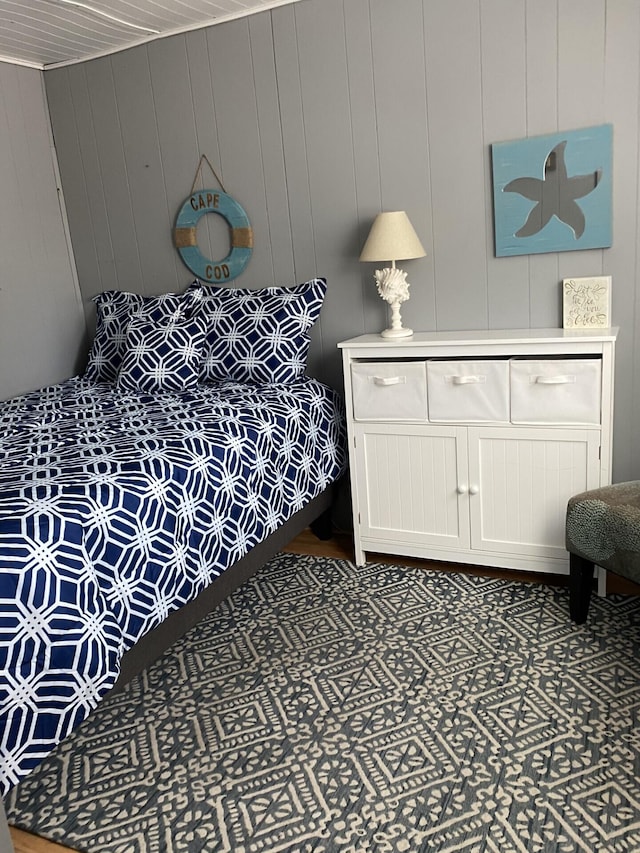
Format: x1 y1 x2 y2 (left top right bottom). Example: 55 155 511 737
359 210 426 338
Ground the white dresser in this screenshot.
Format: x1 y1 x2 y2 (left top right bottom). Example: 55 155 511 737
338 328 617 576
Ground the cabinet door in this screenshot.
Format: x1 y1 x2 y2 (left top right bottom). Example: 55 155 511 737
354 424 470 549
467 427 601 559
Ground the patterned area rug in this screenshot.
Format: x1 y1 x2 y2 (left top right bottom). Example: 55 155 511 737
6 553 640 852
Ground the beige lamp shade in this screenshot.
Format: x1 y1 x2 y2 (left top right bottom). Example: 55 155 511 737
359 211 426 263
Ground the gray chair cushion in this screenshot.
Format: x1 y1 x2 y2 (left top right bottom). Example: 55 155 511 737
566 481 640 585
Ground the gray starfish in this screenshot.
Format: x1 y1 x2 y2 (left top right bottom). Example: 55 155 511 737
504 141 601 239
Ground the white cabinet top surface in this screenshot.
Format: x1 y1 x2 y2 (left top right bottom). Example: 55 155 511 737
338 328 618 349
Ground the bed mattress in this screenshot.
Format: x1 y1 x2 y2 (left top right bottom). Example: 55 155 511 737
0 377 346 794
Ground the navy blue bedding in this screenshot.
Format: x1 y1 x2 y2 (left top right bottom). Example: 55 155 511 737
0 377 346 795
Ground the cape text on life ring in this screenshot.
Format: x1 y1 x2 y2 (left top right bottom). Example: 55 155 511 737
173 189 253 283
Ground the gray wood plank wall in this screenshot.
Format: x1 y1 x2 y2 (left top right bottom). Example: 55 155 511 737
35 0 640 482
0 63 85 399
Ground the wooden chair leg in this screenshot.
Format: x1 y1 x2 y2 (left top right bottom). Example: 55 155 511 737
569 552 595 624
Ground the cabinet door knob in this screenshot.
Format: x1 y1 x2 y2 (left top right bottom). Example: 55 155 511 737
457 484 468 494
469 484 480 495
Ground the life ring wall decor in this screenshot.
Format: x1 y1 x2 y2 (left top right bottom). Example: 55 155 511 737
174 189 253 283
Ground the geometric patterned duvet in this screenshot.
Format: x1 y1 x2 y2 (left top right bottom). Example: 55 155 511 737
0 377 346 795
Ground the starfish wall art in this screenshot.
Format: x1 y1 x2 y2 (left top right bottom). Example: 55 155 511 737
491 124 612 257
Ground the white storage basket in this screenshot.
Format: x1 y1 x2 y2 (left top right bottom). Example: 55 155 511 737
510 358 602 424
351 361 428 421
426 360 510 422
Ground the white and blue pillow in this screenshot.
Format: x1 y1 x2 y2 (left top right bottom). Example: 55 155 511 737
188 278 327 384
84 290 195 384
116 316 206 393
85 279 327 388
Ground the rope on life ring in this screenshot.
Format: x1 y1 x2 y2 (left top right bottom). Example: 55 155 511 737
174 189 253 283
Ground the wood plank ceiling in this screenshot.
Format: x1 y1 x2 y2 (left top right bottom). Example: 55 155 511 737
0 0 302 68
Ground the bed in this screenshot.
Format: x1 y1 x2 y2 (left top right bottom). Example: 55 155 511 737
0 278 347 847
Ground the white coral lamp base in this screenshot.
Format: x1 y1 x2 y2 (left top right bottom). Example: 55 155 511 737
381 299 413 338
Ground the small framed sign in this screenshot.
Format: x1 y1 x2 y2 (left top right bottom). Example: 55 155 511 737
562 276 611 329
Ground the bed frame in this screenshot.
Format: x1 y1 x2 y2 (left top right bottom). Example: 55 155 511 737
1 487 334 851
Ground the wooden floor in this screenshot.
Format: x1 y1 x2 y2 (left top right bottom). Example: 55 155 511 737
8 528 640 852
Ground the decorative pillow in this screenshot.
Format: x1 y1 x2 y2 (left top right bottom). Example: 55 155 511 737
116 316 206 393
188 278 327 384
84 290 195 383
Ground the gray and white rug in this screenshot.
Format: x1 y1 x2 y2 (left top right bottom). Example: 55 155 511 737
6 553 640 852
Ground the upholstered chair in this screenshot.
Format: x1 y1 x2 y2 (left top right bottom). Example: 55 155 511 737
566 481 640 623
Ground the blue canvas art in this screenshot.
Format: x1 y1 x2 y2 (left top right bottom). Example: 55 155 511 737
492 124 612 257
